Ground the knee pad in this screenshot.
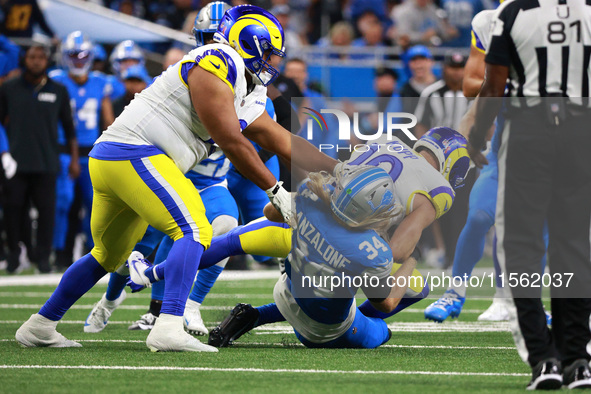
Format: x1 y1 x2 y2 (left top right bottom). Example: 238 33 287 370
211 215 238 237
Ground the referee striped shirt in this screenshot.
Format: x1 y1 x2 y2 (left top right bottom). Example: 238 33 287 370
414 79 469 130
487 0 591 98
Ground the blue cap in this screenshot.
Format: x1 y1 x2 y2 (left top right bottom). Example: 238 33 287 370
406 45 433 60
121 64 151 84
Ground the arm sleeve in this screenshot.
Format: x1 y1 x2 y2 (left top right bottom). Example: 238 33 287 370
32 0 55 37
58 85 76 141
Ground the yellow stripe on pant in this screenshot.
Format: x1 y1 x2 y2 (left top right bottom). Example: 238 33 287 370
89 154 212 272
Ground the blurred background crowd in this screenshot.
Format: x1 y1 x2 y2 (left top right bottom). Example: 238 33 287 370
0 0 496 274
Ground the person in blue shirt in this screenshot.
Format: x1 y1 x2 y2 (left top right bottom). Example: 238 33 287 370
210 166 421 349
440 0 491 47
49 31 114 269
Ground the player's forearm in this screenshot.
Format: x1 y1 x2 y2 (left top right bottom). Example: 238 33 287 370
463 75 484 98
291 135 338 173
222 140 276 190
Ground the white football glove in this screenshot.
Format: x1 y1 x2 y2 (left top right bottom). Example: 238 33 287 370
265 181 292 223
1 152 17 180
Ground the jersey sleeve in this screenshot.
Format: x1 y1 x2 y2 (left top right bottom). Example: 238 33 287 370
471 10 491 53
193 48 238 94
408 184 455 219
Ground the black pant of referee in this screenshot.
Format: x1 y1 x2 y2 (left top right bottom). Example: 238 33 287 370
498 104 591 370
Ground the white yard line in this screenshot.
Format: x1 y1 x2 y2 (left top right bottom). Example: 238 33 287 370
0 303 488 314
0 320 512 332
0 338 515 350
0 364 529 377
0 271 280 287
0 292 274 299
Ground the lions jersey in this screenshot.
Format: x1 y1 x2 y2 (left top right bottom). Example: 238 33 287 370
49 70 111 147
96 43 267 174
347 136 455 219
274 182 393 343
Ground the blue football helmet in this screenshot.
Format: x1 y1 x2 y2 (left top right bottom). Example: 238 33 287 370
213 5 285 86
93 44 107 62
109 40 145 76
414 127 470 190
331 165 398 228
61 31 94 77
193 1 231 47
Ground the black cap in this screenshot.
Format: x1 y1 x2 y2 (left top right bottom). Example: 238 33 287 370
375 66 399 80
444 51 467 67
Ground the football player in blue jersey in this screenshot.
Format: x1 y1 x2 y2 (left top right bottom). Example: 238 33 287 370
423 8 550 324
210 166 420 349
50 31 115 269
106 40 145 101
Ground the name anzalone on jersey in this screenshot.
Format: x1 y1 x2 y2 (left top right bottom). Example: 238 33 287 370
96 43 268 174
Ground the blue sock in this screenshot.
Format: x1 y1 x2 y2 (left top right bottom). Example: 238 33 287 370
39 253 107 321
151 280 165 301
105 272 128 301
149 235 172 301
199 226 245 270
254 303 285 327
145 264 165 283
189 265 224 303
358 283 430 319
451 209 494 278
158 237 204 316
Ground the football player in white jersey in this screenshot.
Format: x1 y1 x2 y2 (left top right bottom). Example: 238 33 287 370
15 5 337 353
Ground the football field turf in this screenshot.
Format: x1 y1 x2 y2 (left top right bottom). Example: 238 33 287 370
0 273 533 393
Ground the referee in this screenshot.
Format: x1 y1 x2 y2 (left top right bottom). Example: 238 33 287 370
468 0 591 389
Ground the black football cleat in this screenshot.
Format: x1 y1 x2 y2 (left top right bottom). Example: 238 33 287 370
208 303 259 348
527 358 562 390
563 359 591 389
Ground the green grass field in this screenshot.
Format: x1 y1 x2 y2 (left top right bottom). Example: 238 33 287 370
0 272 535 393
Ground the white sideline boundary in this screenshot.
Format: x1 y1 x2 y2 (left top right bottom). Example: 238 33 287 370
0 364 529 377
0 271 281 287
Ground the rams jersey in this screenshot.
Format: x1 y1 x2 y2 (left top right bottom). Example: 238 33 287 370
347 136 455 219
96 43 267 174
190 97 275 189
274 182 393 343
49 70 111 147
471 10 503 157
471 10 494 54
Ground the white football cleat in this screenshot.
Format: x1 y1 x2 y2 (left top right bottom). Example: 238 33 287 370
84 291 127 333
16 314 82 348
184 299 208 336
127 251 153 292
478 297 510 321
146 313 218 352
128 312 158 330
